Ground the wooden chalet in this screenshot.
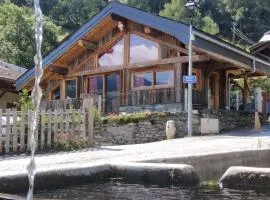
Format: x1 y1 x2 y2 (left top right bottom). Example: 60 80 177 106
16 2 270 113
0 61 26 108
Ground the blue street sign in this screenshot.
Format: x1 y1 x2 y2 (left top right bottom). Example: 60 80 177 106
183 75 197 84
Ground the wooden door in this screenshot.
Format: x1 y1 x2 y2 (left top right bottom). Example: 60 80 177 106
209 73 220 109
105 73 120 113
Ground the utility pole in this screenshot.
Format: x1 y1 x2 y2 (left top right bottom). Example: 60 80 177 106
232 22 236 44
187 23 193 137
185 0 199 137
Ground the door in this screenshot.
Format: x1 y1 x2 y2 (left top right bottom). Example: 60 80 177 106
209 73 220 109
106 73 120 113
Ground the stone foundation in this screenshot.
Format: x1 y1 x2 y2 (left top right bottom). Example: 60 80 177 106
94 110 254 146
119 103 183 113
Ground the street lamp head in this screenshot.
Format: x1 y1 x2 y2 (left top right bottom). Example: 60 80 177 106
185 0 200 23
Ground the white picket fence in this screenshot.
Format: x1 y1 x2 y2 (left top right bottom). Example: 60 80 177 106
0 108 94 154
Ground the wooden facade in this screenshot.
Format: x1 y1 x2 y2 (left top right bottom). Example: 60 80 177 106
17 2 270 113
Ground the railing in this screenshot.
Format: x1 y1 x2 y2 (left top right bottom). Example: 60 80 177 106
0 108 94 154
40 98 83 110
41 88 208 113
126 88 176 106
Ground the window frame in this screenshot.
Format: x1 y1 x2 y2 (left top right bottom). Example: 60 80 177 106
129 32 161 64
131 70 154 90
131 68 175 91
87 75 104 95
97 37 125 68
65 78 77 99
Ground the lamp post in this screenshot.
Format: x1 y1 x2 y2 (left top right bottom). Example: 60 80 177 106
185 0 199 137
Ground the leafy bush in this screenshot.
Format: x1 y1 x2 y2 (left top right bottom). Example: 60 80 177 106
17 89 32 110
102 112 166 125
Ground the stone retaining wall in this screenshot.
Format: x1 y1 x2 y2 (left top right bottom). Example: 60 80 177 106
94 110 254 146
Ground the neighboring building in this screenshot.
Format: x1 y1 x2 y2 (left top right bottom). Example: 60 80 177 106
16 2 270 113
0 61 27 109
250 31 270 60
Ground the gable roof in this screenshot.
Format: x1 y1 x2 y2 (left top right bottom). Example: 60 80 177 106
16 1 270 90
0 60 26 82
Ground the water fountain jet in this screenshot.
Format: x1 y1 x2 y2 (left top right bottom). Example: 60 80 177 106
27 0 43 199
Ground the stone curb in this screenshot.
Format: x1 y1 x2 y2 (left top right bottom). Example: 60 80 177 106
219 166 270 189
0 162 200 194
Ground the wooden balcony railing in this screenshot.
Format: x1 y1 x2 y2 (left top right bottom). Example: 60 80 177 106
41 88 208 112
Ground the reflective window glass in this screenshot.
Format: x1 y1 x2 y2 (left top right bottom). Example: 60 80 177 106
66 79 77 99
156 71 174 86
130 34 159 63
99 39 124 67
133 72 153 88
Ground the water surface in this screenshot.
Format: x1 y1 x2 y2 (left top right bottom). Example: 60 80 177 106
34 180 270 200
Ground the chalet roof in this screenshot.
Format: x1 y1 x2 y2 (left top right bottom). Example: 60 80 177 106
16 2 270 90
250 31 270 52
0 60 26 82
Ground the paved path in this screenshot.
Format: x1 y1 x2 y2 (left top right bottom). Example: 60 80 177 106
1 127 270 176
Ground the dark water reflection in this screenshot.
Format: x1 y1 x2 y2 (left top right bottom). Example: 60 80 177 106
34 181 270 200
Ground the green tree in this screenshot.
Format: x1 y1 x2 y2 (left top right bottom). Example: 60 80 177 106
160 0 219 35
49 0 107 30
0 3 62 68
119 0 170 14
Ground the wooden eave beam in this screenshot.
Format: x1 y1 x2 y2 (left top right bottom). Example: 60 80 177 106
48 65 68 75
231 72 265 79
78 40 98 50
69 55 209 77
125 55 209 69
192 46 254 72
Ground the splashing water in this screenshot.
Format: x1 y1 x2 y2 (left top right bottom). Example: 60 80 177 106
27 0 43 199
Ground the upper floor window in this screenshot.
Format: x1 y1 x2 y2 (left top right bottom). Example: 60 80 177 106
98 38 124 67
66 79 77 99
130 34 159 64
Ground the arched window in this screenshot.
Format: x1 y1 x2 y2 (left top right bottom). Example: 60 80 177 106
98 38 124 67
130 34 159 64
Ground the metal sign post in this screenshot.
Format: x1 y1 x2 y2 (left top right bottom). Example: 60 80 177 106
187 24 193 137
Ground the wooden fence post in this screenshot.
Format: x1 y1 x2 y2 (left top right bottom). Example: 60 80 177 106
27 110 32 151
41 110 45 149
53 110 58 144
82 109 86 139
5 109 10 153
20 110 25 151
0 109 2 153
47 110 52 148
88 98 94 146
12 109 17 152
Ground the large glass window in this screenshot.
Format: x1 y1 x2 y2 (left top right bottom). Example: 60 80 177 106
130 34 159 64
156 71 174 86
98 38 124 67
66 79 77 99
88 76 103 95
133 72 153 88
132 70 174 89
